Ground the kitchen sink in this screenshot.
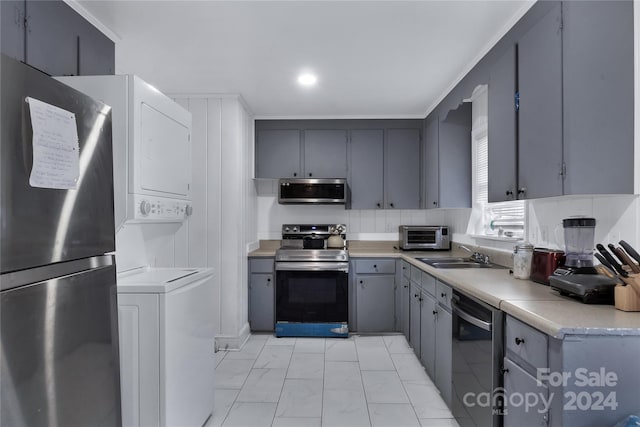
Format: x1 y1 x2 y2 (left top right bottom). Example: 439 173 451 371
416 257 503 269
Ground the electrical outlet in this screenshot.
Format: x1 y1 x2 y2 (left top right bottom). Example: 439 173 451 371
540 226 549 245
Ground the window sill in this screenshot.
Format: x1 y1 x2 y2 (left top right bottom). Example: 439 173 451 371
470 234 522 242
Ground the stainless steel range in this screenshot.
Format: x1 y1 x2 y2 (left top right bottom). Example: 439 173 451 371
275 224 349 338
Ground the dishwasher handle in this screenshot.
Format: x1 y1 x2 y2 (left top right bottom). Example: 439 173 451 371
451 299 492 332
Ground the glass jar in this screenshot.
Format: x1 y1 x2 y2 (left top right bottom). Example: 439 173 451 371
513 242 534 280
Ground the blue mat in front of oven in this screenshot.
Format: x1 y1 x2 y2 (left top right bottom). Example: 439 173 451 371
275 322 349 338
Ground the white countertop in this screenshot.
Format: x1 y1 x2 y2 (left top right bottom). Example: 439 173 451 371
248 240 640 338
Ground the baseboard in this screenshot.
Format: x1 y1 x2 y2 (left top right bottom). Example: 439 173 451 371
215 322 251 351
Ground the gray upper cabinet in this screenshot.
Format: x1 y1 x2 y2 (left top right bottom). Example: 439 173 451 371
26 0 79 76
488 46 518 203
517 2 563 200
77 18 115 75
1 0 114 77
1 1 25 62
561 1 634 196
349 129 384 209
303 130 348 178
255 129 301 178
424 117 440 208
488 3 562 202
438 104 472 208
385 128 421 209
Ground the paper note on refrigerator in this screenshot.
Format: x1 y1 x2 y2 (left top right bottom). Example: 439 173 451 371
27 96 80 189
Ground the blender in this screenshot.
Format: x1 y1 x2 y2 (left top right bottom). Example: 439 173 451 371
550 217 616 304
553 217 598 275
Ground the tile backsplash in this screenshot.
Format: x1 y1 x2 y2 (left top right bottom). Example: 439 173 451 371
255 180 471 240
256 180 639 254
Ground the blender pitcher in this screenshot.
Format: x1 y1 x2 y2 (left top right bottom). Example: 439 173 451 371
562 217 596 268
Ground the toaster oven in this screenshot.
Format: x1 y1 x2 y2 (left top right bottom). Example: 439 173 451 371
399 226 450 251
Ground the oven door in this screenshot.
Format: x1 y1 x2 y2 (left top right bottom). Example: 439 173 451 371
275 262 348 337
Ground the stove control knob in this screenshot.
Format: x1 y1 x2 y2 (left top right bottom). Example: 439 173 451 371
284 227 290 232
139 200 151 217
293 227 298 232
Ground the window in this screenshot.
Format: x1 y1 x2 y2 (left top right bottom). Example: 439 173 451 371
469 85 525 239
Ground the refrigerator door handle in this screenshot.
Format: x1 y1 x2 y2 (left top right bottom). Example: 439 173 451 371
1 255 114 291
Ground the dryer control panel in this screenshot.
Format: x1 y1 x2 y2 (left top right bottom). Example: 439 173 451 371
128 194 192 222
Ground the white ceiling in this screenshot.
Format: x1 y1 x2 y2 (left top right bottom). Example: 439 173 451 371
77 1 532 118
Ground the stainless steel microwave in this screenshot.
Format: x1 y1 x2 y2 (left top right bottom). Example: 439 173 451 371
399 225 450 250
278 178 347 205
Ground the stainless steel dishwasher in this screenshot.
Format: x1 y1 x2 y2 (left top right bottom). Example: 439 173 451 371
451 290 504 427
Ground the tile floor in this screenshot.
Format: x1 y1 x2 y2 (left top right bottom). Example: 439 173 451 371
209 334 459 427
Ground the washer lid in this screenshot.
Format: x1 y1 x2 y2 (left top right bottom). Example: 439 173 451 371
118 268 198 284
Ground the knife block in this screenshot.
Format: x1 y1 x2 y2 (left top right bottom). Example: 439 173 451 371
615 274 640 311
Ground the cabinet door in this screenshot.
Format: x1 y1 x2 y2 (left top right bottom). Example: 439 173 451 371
488 45 517 202
1 1 25 61
385 129 420 209
438 104 472 208
503 358 549 426
255 129 301 178
77 18 115 75
435 306 452 407
424 117 439 209
349 129 384 209
25 0 80 76
401 275 411 338
517 3 563 199
249 274 274 331
409 282 421 356
420 291 437 379
303 130 347 178
562 1 634 196
356 275 395 332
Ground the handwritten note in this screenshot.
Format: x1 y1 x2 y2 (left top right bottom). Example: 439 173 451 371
27 97 80 190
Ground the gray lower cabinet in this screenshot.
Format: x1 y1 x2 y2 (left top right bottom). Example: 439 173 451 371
409 282 422 356
435 294 452 408
349 129 384 209
419 290 437 379
384 129 421 209
255 129 301 178
355 275 395 332
248 257 275 332
503 358 549 426
399 264 411 337
354 258 396 333
504 314 640 426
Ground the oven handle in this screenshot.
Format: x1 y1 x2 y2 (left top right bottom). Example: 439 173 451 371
451 299 492 332
275 261 349 273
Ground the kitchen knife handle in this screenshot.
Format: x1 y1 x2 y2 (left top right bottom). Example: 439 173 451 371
619 240 640 265
594 253 616 274
613 246 640 274
596 244 628 277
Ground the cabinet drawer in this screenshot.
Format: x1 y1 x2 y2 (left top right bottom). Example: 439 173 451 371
421 272 436 296
401 261 410 278
250 258 274 273
505 315 548 373
354 259 395 274
410 265 422 284
436 280 452 309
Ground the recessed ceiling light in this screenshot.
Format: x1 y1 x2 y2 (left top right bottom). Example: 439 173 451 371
297 73 317 86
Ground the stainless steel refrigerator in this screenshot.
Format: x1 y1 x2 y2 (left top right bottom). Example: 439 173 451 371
0 55 121 426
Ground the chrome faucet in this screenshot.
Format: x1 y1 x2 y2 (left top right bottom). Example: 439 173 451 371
458 244 490 265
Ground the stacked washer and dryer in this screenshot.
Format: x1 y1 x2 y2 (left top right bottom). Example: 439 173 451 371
58 75 216 427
